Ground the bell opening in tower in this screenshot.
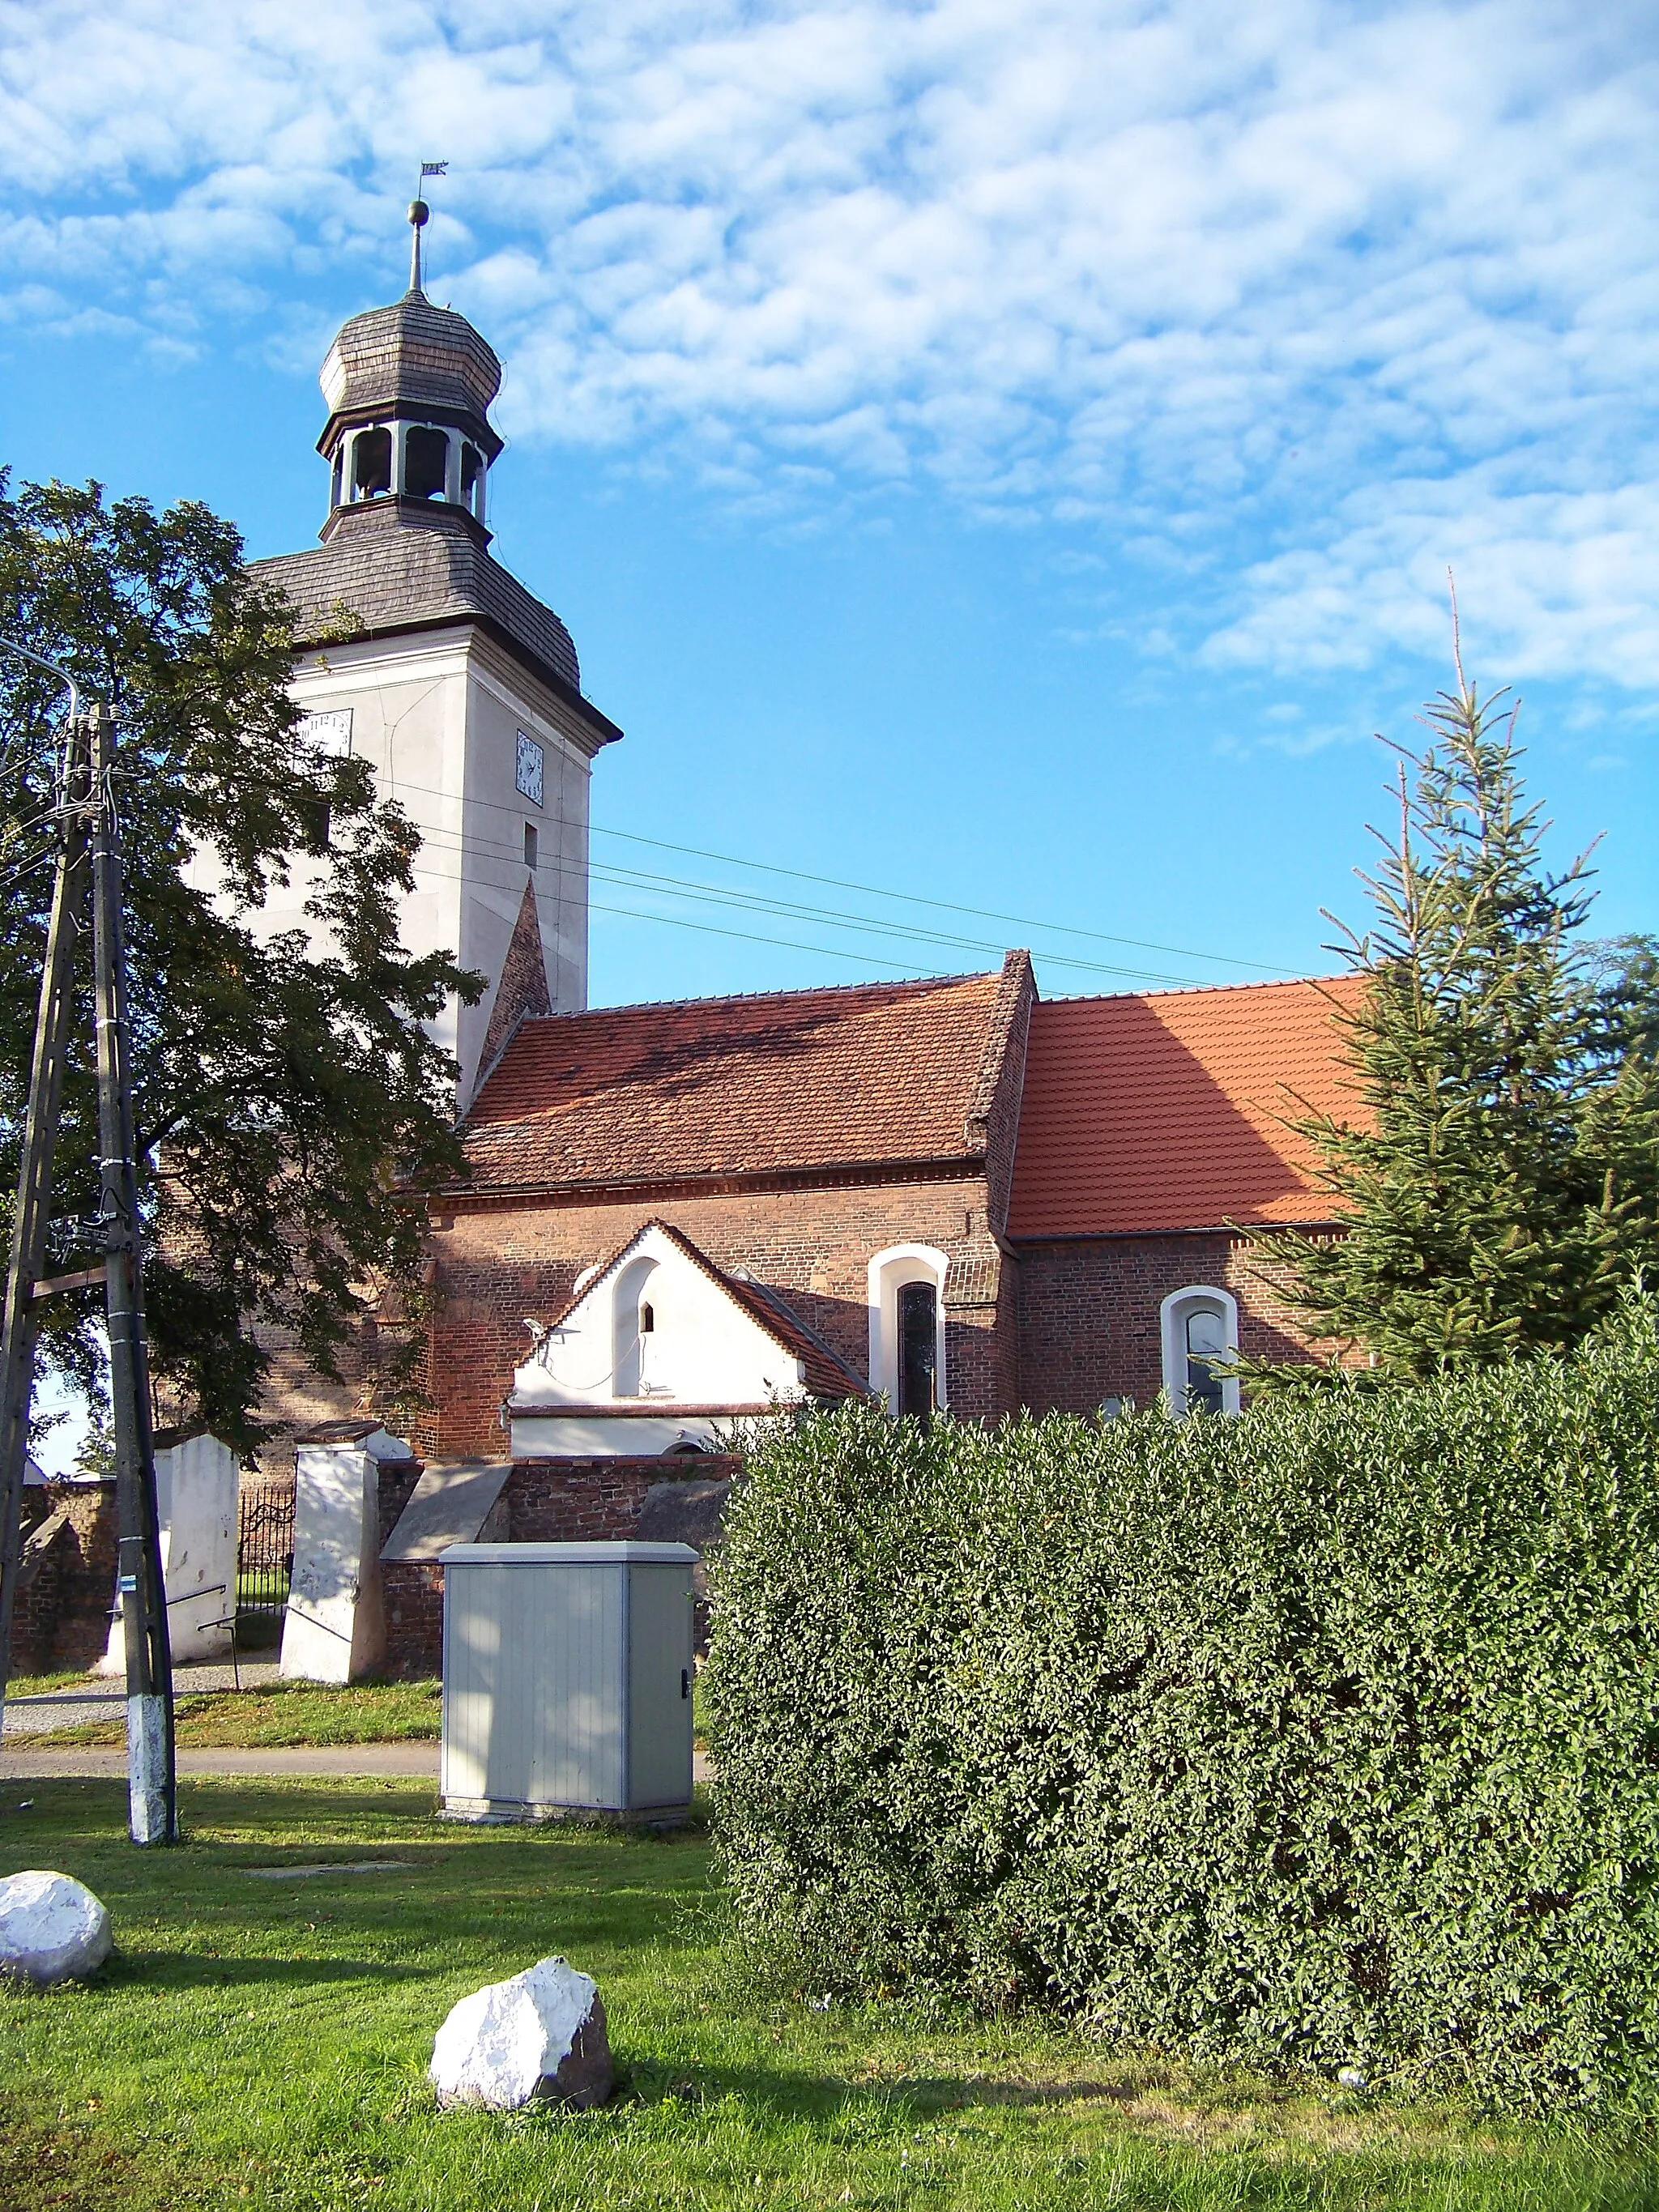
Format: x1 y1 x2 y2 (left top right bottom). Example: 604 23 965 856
352 428 392 499
405 425 450 501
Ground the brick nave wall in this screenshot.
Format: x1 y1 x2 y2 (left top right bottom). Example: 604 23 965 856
419 1174 1007 1459
1014 1231 1355 1414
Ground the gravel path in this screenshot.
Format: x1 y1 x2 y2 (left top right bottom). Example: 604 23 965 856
0 1741 441 1779
3 1659 283 1737
0 1742 712 1786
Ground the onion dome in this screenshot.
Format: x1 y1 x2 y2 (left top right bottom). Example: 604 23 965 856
315 196 505 530
319 295 504 462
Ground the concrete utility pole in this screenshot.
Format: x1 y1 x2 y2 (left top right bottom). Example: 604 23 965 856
0 667 175 1843
0 708 91 1725
89 702 176 1844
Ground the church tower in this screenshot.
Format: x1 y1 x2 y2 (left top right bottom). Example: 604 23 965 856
247 196 620 1106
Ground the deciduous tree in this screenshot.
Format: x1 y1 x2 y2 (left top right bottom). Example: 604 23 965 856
0 476 478 1449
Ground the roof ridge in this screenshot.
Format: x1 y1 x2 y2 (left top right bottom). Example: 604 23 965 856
1041 971 1355 1006
731 1274 869 1396
512 966 1004 1025
964 948 1034 1140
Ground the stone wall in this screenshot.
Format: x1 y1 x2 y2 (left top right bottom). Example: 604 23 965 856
11 1481 118 1675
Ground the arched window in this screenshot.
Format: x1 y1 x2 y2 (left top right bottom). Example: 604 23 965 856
1159 1287 1241 1417
867 1245 949 1415
897 1281 937 1419
352 428 392 499
613 1256 659 1398
403 424 450 500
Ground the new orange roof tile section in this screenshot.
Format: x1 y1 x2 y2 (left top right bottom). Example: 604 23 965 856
1008 975 1365 1238
463 968 1007 1191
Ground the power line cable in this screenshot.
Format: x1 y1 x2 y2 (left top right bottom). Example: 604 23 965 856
392 821 1220 987
339 837 1185 982
55 752 1306 990
586 904 934 976
345 767 1292 977
587 822 1299 978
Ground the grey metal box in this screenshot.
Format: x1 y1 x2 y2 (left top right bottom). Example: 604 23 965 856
438 1541 697 1821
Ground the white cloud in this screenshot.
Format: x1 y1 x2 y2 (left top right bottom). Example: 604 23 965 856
2 0 1656 685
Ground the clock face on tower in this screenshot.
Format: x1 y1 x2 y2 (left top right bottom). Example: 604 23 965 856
514 730 544 808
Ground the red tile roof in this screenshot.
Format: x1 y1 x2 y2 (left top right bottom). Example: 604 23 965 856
462 960 1022 1192
1007 976 1365 1238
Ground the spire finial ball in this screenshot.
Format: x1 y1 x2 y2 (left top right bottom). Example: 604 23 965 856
408 198 430 228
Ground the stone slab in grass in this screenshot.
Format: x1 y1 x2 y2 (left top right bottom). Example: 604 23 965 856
431 1956 614 2111
238 1860 413 1880
0 1870 113 1987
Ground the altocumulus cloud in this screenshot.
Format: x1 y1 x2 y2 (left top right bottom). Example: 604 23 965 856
2 0 1657 684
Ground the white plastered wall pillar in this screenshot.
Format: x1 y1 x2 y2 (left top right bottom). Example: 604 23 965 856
100 1433 237 1671
867 1244 950 1413
280 1429 412 1682
1159 1285 1242 1417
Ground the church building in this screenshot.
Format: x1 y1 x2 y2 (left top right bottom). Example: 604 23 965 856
248 207 1362 1468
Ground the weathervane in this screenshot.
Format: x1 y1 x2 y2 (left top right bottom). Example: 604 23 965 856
407 160 449 295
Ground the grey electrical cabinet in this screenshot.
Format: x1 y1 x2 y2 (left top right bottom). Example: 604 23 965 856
438 1541 697 1821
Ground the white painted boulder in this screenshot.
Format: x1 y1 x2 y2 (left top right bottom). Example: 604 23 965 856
430 1956 613 2110
0 1871 113 1988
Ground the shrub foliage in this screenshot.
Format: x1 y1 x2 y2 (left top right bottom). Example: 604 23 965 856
706 1306 1659 2111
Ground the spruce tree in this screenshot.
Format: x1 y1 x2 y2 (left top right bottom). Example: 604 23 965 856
1247 657 1659 1381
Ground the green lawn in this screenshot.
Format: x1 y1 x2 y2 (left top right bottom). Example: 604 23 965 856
6 1668 105 1698
9 1678 441 1748
0 1780 1652 2212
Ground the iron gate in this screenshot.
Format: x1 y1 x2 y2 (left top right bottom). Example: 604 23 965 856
237 1485 295 1641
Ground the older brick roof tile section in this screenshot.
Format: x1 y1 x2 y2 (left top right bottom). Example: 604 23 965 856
461 960 1020 1191
1007 975 1366 1237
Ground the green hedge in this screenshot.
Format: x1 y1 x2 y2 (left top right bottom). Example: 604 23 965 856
704 1305 1659 2111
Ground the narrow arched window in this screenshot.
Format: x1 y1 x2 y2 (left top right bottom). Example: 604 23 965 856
462 445 485 519
1183 1305 1227 1414
897 1281 937 1420
1159 1287 1240 1417
613 1257 658 1398
352 428 392 498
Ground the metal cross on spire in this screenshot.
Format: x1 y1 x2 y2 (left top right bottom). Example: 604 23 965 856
407 161 449 295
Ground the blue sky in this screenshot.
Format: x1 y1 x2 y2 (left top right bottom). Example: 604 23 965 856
2 0 1656 1018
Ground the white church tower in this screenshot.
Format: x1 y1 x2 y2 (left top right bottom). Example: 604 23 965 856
246 195 620 1106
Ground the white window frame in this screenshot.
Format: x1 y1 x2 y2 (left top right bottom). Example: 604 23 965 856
867 1244 949 1414
612 1254 660 1400
1159 1285 1241 1417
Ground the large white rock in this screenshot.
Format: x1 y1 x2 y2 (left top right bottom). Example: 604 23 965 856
430 1956 613 2111
0 1871 113 1988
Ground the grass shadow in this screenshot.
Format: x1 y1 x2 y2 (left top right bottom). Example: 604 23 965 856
95 1950 432 1992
